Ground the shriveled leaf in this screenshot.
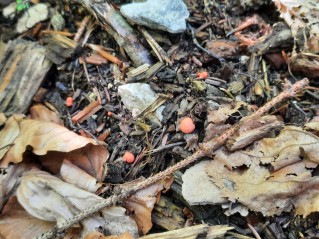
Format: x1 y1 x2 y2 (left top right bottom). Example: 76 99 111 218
207 101 244 124
17 170 138 238
214 126 319 170
40 143 108 182
123 177 173 235
60 159 103 193
29 103 63 125
0 196 55 238
206 160 319 217
84 232 134 239
203 126 319 217
273 0 319 37
0 116 106 171
0 114 23 160
0 112 6 126
0 163 33 210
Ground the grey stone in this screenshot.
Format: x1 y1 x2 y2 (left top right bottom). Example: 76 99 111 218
182 161 227 205
120 0 189 33
16 3 49 33
118 83 158 117
51 13 65 31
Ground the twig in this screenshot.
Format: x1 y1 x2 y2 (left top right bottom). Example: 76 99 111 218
36 78 309 239
139 27 172 66
74 16 90 42
187 23 225 64
247 223 262 239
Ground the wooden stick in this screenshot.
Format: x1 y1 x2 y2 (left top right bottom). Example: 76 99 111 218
36 78 308 239
80 0 152 67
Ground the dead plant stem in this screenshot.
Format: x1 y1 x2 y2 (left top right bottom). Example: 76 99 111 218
36 78 309 239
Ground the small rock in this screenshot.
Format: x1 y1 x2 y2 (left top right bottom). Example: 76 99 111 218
118 83 158 117
51 13 65 31
2 2 16 19
16 3 49 33
120 0 189 33
182 161 227 205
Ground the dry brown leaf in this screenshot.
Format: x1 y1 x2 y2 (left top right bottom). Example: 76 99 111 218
16 170 138 238
123 177 173 235
0 116 106 172
60 159 103 193
207 102 244 125
206 160 319 217
40 143 108 182
84 232 134 239
0 163 33 210
0 196 55 238
0 112 6 126
0 114 23 160
273 0 319 37
29 103 64 125
214 126 319 170
204 126 319 217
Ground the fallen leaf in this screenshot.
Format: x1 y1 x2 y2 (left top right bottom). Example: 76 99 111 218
214 126 319 170
0 114 23 160
207 102 244 124
29 103 63 125
0 196 55 238
273 0 319 37
0 116 107 179
123 177 173 235
40 143 108 182
60 159 103 193
0 112 6 126
16 169 138 238
0 162 33 210
206 160 319 217
203 126 319 217
84 232 134 239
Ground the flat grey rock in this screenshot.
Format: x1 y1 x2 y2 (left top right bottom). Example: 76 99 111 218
182 161 227 205
118 83 158 117
16 3 49 33
120 0 189 33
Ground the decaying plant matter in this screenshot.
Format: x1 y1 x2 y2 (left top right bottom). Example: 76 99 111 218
36 78 309 239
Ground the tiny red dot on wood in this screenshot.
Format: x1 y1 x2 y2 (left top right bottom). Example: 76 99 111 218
197 71 209 79
66 97 73 106
107 112 112 117
123 151 135 163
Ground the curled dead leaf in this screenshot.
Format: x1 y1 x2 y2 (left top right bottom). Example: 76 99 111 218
122 177 173 235
0 116 107 174
17 170 138 238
